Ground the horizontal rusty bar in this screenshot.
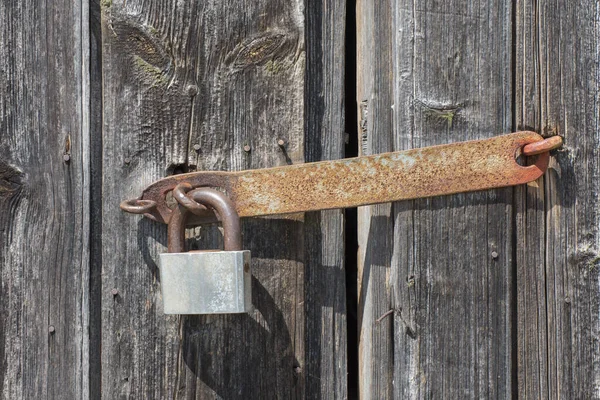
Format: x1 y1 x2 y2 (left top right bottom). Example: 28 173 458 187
130 131 550 224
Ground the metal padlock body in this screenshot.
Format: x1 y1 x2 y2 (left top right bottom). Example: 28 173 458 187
160 250 251 314
159 188 251 314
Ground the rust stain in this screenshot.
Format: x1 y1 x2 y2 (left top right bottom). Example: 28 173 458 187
128 131 551 225
231 131 547 216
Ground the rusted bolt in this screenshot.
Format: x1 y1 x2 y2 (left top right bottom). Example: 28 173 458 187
193 144 201 151
277 138 286 147
186 85 198 97
49 325 55 334
63 154 71 163
111 288 119 296
243 144 251 153
491 251 499 259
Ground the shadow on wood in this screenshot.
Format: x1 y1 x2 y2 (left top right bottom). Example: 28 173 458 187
304 211 347 399
182 277 299 399
547 149 577 208
134 216 304 397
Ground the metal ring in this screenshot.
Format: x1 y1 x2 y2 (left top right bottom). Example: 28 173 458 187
168 187 242 252
172 182 210 215
188 188 242 250
120 198 157 214
522 136 563 156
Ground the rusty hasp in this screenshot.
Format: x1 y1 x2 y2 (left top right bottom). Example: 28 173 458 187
121 131 562 224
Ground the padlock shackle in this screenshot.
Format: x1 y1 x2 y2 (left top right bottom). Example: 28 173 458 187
167 188 242 253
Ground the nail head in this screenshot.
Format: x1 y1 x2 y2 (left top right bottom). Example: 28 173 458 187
243 145 251 152
49 325 55 334
491 251 499 259
63 154 71 162
111 288 119 296
193 144 201 151
277 139 286 147
186 85 198 97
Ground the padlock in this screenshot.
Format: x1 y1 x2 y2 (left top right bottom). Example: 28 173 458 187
159 187 251 314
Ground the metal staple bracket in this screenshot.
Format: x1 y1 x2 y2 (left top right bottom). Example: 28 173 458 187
121 131 562 224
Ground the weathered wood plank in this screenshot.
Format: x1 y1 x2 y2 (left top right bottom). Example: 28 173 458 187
356 0 515 398
101 0 346 398
89 1 104 398
0 1 90 399
515 0 600 397
304 0 348 398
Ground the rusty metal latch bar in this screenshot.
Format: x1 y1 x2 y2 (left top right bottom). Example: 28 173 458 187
121 131 562 224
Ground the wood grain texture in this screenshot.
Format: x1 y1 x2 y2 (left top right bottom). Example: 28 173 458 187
356 0 515 398
101 0 345 398
89 0 104 397
515 0 600 397
304 0 348 398
0 1 90 399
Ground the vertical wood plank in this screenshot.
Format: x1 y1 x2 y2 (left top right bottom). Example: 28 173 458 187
101 0 346 398
0 1 90 399
305 0 348 398
516 0 600 397
89 0 104 397
356 0 515 398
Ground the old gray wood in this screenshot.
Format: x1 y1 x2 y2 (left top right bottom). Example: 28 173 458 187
356 0 515 398
304 1 348 398
101 0 346 398
7 0 598 397
515 0 600 397
0 1 91 399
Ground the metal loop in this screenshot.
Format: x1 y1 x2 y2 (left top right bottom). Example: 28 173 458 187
120 198 157 214
173 182 210 215
168 187 242 253
522 136 563 156
188 188 242 251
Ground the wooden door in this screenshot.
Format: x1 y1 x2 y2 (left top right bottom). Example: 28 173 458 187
0 0 598 399
356 0 600 398
99 0 348 398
